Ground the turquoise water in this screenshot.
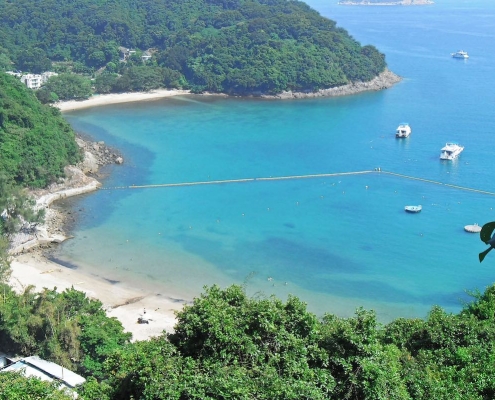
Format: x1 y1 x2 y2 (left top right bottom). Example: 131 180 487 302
58 0 495 321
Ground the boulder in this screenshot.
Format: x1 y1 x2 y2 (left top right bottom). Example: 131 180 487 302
81 151 99 173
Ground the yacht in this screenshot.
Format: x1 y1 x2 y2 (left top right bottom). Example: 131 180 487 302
395 123 411 138
440 142 464 160
451 50 469 59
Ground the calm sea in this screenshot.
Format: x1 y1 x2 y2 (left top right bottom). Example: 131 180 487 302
58 0 495 321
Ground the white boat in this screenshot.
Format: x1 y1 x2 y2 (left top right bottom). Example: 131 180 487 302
395 123 411 138
451 50 469 59
464 223 481 233
405 205 422 213
440 142 464 160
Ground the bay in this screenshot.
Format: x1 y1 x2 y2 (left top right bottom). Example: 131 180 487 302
57 0 495 321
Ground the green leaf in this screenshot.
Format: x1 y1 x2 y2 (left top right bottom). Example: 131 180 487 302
479 247 492 263
480 221 495 244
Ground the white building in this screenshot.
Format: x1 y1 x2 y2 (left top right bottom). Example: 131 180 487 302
20 74 42 89
19 71 58 89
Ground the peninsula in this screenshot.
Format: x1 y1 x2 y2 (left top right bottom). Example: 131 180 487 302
1 0 392 98
338 0 434 5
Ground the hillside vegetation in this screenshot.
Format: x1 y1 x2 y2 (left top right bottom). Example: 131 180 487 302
3 281 495 399
0 0 387 94
0 72 81 187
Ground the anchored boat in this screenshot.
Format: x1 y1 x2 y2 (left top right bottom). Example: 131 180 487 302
395 123 411 138
440 142 464 160
405 205 422 213
451 50 469 59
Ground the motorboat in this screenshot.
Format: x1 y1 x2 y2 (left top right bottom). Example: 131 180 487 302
440 142 464 160
395 123 411 138
451 50 469 59
405 205 422 213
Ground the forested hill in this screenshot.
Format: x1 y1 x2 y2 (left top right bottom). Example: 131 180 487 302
0 0 387 94
0 73 81 187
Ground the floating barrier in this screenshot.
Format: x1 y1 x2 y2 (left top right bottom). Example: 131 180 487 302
100 169 495 198
100 170 374 190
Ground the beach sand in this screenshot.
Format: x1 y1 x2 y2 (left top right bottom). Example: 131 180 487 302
56 89 191 112
8 161 185 342
10 252 182 341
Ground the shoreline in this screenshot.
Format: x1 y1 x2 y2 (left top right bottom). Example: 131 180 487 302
8 139 182 342
55 69 402 111
56 89 192 112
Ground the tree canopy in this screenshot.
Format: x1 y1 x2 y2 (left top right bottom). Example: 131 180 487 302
2 281 495 399
0 0 387 94
0 72 81 187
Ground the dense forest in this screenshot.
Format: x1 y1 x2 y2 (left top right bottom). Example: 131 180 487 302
0 0 387 94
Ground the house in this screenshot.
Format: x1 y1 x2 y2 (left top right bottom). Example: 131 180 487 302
19 71 58 89
0 355 86 393
119 47 136 61
141 50 152 61
20 74 42 89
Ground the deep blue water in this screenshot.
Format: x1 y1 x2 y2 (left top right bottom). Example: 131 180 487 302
58 0 495 321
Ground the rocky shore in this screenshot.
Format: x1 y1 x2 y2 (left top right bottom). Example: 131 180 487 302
9 135 123 255
261 69 402 100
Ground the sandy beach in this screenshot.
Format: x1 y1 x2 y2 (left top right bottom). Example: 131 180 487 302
56 89 191 112
10 253 182 341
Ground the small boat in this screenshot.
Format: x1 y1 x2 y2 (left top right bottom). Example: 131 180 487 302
405 205 422 213
395 123 411 138
464 223 482 233
451 50 469 59
440 142 464 160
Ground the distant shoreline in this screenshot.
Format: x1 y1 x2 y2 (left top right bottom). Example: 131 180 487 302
55 69 402 111
338 0 433 5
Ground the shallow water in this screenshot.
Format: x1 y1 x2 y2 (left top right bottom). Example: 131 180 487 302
57 0 495 321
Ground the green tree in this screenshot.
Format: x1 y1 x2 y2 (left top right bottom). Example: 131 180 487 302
16 48 52 74
0 371 75 400
0 53 12 71
1 72 81 187
44 73 92 100
0 286 131 376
